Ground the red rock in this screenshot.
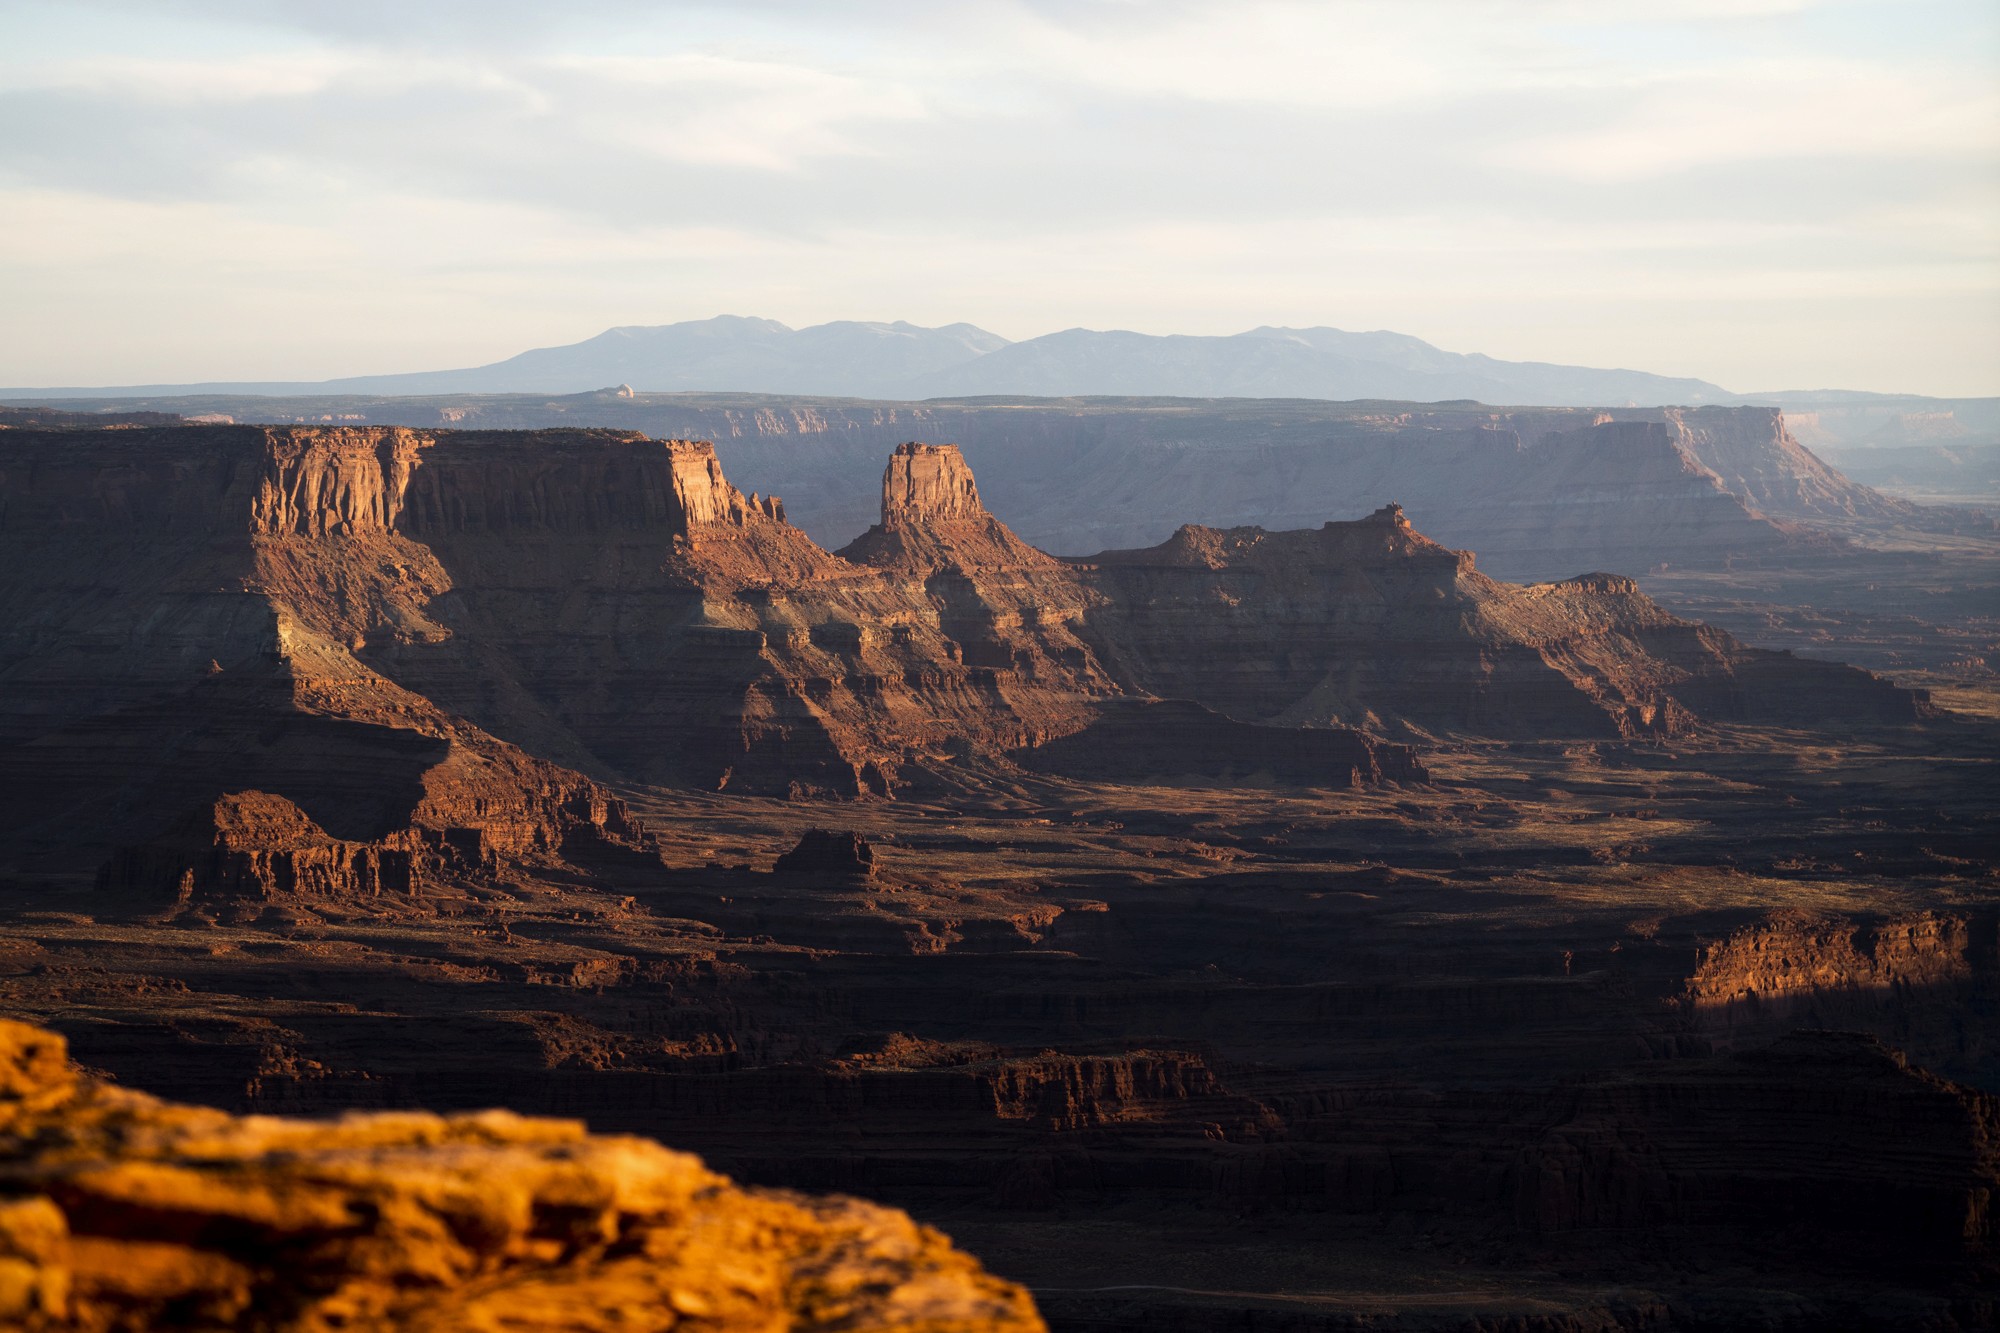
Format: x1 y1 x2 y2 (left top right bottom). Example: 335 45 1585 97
0 1019 1044 1331
1077 509 1927 738
774 828 879 882
1013 698 1427 787
0 423 1929 884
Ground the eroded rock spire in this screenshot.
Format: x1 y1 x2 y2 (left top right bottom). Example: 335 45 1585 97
880 442 984 527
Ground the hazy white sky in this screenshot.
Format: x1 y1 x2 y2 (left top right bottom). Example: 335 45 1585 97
2 0 1996 393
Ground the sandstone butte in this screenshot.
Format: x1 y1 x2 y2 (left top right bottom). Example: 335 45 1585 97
0 1018 1044 1332
0 423 1931 913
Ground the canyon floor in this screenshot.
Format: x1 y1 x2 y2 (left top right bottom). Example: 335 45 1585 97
6 705 1994 1330
1640 515 2000 688
1 412 1995 1330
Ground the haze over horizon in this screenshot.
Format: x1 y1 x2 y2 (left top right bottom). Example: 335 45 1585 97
0 314 1790 406
3 0 1997 395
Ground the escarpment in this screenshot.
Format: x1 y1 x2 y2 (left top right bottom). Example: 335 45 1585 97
1013 698 1428 787
143 394 1965 572
0 424 1930 849
0 415 1989 1332
0 427 1116 830
383 434 1118 794
1661 404 1916 522
0 426 660 895
833 443 1116 753
1074 504 1927 738
512 396 1890 579
1684 912 1999 1085
0 1018 1043 1331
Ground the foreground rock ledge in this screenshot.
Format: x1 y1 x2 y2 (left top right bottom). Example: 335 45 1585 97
0 1020 1043 1332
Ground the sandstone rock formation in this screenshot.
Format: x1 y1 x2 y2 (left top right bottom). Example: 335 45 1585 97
1012 698 1427 786
0 423 1932 862
0 403 184 429
0 1018 1042 1331
0 425 1049 857
832 443 1116 764
301 394 1916 579
96 792 421 912
389 432 1115 796
1661 404 1914 522
0 415 1988 1332
880 441 984 524
840 442 1077 576
0 426 1092 810
92 781 650 919
775 829 878 883
1076 505 1927 738
0 425 660 898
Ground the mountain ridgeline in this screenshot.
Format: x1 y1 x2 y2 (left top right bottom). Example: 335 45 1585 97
9 315 1742 406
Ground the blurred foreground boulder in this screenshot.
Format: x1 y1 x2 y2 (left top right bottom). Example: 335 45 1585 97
0 1019 1042 1332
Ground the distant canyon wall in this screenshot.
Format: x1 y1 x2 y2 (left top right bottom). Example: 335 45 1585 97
2 425 1925 833
180 397 1915 581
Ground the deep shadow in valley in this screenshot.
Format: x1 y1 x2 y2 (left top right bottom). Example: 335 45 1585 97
0 407 1995 1330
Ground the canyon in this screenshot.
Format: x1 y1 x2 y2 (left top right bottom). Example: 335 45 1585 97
45 390 1986 574
149 386 1985 698
0 408 1993 1330
0 421 1918 813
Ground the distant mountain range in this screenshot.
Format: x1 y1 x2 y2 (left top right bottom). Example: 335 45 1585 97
8 316 1758 407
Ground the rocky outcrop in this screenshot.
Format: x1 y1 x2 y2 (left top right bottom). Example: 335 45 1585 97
881 441 983 525
1659 405 1914 522
0 425 660 893
775 829 879 883
840 442 1067 574
1683 912 1998 1083
0 425 1089 828
0 424 1930 848
1075 506 1928 739
0 1018 1043 1331
356 430 1113 795
350 395 1883 581
830 444 1116 773
1013 698 1428 787
94 780 650 917
95 792 420 909
399 431 784 534
0 404 183 429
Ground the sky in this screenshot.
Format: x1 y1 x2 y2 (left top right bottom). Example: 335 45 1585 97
1 0 1996 394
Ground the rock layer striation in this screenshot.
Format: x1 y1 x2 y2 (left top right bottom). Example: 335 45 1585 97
0 1018 1042 1331
0 425 1930 870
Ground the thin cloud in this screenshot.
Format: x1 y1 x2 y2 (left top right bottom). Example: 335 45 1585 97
548 54 932 170
1499 59 2000 180
0 0 1993 393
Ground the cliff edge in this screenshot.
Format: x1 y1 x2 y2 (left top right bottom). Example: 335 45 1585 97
0 1019 1043 1331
